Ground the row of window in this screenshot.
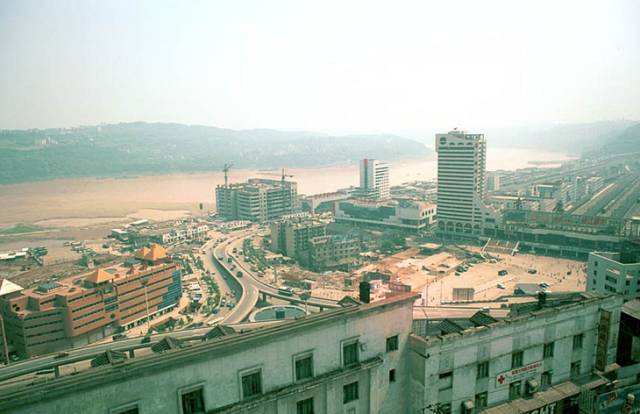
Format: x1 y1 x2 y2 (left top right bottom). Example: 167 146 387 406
110 379 362 414
110 335 399 414
442 334 584 385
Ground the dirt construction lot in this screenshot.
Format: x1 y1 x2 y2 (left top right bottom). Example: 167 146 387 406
358 246 586 306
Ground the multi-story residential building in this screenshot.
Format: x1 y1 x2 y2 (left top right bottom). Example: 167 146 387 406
0 244 181 357
587 251 640 299
0 293 417 414
308 235 361 271
436 129 492 237
353 159 391 201
410 292 623 414
270 216 328 259
215 178 298 223
334 198 436 232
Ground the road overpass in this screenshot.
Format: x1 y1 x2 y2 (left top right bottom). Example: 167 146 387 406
204 228 339 326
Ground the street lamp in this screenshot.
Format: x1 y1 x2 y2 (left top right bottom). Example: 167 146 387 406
299 291 311 315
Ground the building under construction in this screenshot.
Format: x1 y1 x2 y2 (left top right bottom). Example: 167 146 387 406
215 178 298 223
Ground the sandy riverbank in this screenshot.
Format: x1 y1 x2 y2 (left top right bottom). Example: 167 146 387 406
0 148 574 230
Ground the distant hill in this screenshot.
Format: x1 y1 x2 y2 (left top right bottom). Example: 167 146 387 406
595 123 640 156
0 122 432 184
483 120 637 155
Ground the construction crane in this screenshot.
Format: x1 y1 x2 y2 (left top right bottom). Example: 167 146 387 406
257 168 294 184
222 163 233 187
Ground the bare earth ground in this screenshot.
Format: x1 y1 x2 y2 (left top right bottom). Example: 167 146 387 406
355 246 586 305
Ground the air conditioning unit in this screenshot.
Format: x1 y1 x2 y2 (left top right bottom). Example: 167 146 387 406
526 379 539 395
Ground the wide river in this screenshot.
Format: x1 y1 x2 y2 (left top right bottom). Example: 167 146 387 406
0 147 574 228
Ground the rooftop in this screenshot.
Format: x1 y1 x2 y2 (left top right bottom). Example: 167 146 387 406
0 293 417 409
415 292 617 344
0 279 23 296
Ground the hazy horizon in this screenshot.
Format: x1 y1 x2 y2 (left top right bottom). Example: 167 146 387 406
1 0 639 133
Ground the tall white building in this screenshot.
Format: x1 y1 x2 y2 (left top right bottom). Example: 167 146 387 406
355 159 390 200
436 129 489 236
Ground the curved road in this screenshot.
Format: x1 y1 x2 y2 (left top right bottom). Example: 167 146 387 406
202 228 338 325
0 227 339 384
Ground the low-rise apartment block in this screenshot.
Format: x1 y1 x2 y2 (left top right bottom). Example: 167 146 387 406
0 244 181 357
129 223 209 245
308 235 361 271
270 216 328 259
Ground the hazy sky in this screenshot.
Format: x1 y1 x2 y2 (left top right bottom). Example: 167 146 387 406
1 0 638 132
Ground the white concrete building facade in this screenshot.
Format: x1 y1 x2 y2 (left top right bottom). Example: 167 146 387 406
587 251 640 299
409 293 623 414
1 294 417 414
435 129 490 236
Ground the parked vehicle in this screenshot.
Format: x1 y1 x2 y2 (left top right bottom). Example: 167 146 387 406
527 268 537 274
141 336 151 344
112 334 127 341
498 270 508 276
278 287 294 296
497 283 506 289
54 352 69 359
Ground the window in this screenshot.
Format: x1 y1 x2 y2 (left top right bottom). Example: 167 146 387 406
475 392 488 409
509 381 522 399
477 361 489 378
511 351 523 369
295 354 313 381
343 381 359 403
386 335 399 352
389 369 396 382
297 397 314 414
571 361 581 377
343 341 359 367
181 387 205 414
541 371 552 387
573 334 583 350
241 370 262 399
543 342 554 358
110 403 140 414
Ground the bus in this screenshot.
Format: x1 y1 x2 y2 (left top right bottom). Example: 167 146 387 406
278 287 294 296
